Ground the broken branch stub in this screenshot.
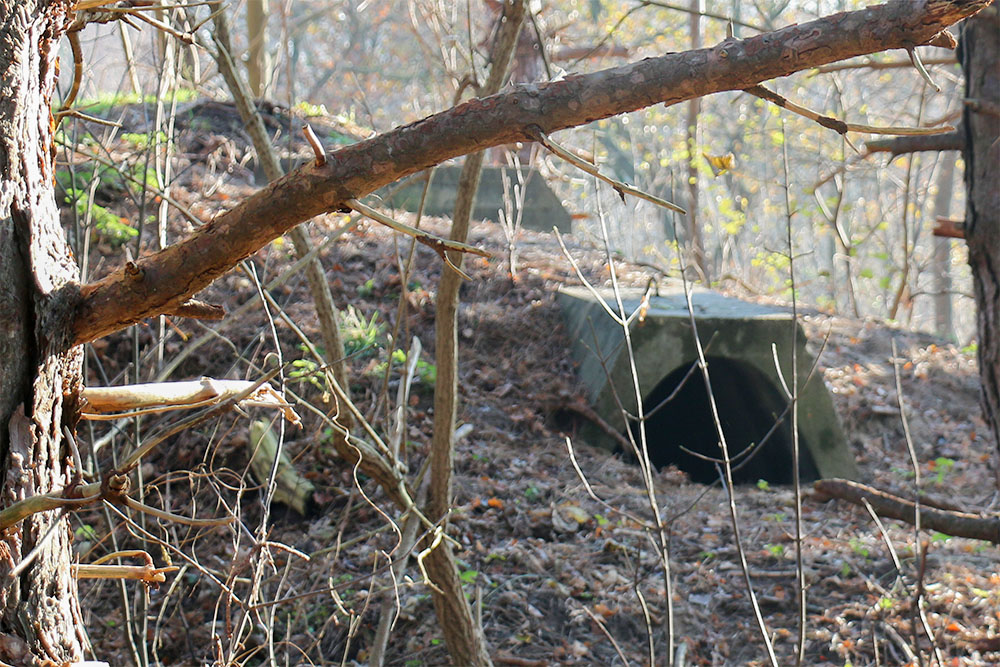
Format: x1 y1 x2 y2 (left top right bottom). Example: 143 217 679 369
80 377 300 425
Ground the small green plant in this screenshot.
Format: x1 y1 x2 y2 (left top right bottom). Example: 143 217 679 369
756 479 771 491
289 356 323 391
339 305 384 358
57 160 159 204
75 524 98 541
840 561 852 577
764 543 785 558
121 131 168 150
931 456 955 485
459 570 478 585
64 189 137 246
304 604 331 632
372 348 437 384
294 101 329 117
877 596 894 610
890 466 916 480
71 89 197 116
523 485 541 502
766 512 787 522
848 537 870 559
356 278 376 298
595 514 609 527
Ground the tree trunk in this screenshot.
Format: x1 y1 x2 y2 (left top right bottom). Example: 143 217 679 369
0 2 86 664
685 0 708 281
246 0 270 98
425 4 524 663
960 7 1000 485
931 157 956 340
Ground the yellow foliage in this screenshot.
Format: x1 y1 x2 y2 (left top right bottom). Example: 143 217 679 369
703 152 735 177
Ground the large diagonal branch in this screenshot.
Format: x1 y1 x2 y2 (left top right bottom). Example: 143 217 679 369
70 0 991 346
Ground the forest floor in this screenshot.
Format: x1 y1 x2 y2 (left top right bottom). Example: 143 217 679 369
66 103 999 666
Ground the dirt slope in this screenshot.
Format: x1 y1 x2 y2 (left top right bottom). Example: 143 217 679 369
67 107 998 666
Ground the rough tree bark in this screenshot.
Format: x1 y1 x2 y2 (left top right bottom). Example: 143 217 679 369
424 3 524 664
959 7 1000 482
0 1 87 663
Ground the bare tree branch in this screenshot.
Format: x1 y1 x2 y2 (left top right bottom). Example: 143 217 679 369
812 478 1000 544
866 130 965 154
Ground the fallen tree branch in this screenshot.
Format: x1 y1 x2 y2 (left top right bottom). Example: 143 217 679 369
80 377 299 424
811 478 1000 544
69 0 992 346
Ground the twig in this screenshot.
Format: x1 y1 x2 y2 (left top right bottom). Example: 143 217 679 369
55 31 84 122
344 198 490 280
73 563 178 584
667 176 779 665
581 604 632 666
779 124 807 667
564 437 650 528
861 498 903 576
533 129 686 214
892 338 942 664
80 377 299 424
746 84 954 137
907 47 941 92
812 57 956 74
302 124 326 167
121 495 235 527
163 298 225 321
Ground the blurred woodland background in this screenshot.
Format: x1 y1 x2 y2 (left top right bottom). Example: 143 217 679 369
66 0 976 342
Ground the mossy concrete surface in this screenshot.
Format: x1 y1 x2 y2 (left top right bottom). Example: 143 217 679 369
557 284 859 482
379 165 572 233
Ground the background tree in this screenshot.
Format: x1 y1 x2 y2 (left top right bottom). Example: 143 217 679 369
0 2 87 660
959 8 1000 479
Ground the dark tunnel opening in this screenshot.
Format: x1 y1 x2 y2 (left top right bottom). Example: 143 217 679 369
626 356 819 485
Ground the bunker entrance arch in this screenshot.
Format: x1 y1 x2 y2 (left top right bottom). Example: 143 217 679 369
557 284 858 483
628 356 819 485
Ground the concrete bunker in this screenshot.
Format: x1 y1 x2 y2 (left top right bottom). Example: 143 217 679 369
634 356 819 484
378 165 572 233
557 284 858 484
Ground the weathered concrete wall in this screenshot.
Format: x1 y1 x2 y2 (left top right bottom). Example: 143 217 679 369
558 284 858 483
379 165 571 233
